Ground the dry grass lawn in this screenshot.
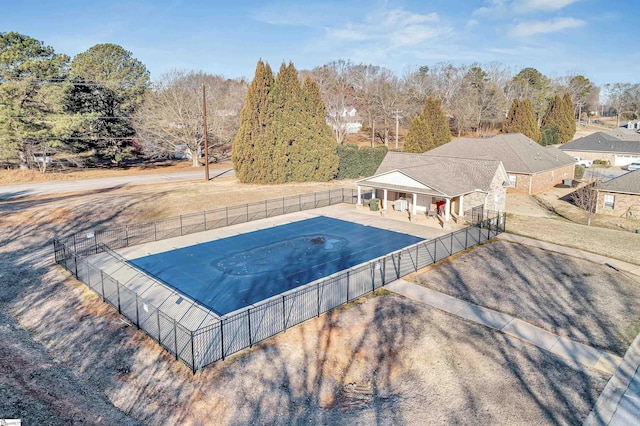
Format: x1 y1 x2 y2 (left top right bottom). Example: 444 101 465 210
0 177 628 424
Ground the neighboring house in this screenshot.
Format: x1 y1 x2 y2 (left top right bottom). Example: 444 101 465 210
425 133 576 195
327 107 362 134
559 131 640 167
595 170 640 219
627 120 640 130
355 152 509 223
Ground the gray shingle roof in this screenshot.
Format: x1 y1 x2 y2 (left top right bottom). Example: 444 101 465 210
425 133 575 174
358 152 505 197
560 132 640 154
599 170 640 195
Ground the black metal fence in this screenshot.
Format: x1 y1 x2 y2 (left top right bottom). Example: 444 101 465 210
53 190 506 372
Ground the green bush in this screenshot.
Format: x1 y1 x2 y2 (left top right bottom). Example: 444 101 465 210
336 144 387 179
575 164 585 179
540 126 558 146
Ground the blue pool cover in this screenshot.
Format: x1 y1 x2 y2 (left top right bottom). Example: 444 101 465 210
129 216 424 316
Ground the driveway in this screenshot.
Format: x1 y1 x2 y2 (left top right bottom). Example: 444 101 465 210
583 166 628 182
0 168 234 200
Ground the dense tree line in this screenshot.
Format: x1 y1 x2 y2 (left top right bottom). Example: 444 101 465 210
233 60 339 183
0 32 246 170
3 31 639 173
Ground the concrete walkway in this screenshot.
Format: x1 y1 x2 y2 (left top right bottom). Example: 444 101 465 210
496 233 640 277
385 279 622 375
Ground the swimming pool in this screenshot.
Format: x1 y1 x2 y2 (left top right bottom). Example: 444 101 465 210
129 216 424 315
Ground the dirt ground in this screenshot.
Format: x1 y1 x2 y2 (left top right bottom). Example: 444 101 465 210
414 240 640 356
0 177 627 425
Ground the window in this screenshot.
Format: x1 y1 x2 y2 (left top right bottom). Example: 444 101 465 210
603 194 615 210
508 175 517 187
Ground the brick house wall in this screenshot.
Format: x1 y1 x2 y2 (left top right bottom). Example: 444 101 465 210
596 191 640 219
507 164 575 195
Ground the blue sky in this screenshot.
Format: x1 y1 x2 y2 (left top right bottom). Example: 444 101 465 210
2 0 638 85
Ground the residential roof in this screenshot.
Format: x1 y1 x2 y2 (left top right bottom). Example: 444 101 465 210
560 131 640 154
598 170 640 195
357 152 506 197
425 133 576 175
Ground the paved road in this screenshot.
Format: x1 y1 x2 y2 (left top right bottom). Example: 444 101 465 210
0 168 234 200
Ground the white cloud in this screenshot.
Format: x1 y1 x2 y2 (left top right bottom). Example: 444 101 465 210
324 9 449 49
474 0 581 16
515 0 580 13
509 17 586 37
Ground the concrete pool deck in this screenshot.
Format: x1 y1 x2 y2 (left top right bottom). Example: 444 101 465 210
84 204 463 330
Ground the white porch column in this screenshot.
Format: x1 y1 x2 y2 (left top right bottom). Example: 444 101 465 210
458 194 464 216
383 189 388 210
412 193 417 215
357 186 362 206
445 198 451 222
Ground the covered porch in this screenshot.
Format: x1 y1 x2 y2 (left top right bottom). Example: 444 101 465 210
354 181 470 226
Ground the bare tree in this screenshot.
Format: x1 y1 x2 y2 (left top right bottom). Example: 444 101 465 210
571 169 602 226
134 70 246 166
309 60 356 144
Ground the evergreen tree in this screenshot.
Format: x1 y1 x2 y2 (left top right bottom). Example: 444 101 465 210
541 94 575 144
563 92 576 141
403 105 433 153
270 62 304 183
424 96 451 147
0 32 70 170
234 60 338 183
403 96 450 153
232 60 274 183
298 76 338 181
502 98 541 142
67 43 149 164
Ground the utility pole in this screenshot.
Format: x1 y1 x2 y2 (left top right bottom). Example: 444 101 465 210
393 110 402 149
202 84 209 181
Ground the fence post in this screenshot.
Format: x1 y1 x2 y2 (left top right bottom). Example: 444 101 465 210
157 309 162 342
191 331 196 374
220 321 225 360
416 246 419 272
73 234 77 254
248 309 253 347
371 263 375 291
478 224 482 242
317 283 321 317
282 197 285 215
225 207 229 226
346 271 350 302
396 253 401 279
100 271 106 301
125 225 129 247
94 233 98 254
116 281 121 314
73 253 78 277
434 241 437 264
135 294 140 328
282 295 286 331
465 226 469 248
450 233 453 255
173 319 179 360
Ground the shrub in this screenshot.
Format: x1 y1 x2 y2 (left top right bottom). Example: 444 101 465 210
575 164 585 179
